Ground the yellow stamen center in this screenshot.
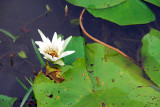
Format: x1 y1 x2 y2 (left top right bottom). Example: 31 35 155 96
45 48 58 58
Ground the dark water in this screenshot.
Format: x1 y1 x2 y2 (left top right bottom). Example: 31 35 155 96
0 0 160 106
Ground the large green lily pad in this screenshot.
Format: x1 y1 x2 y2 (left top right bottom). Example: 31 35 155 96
86 43 160 106
87 0 155 25
0 94 17 107
66 0 126 9
144 0 160 7
141 29 160 87
33 42 160 106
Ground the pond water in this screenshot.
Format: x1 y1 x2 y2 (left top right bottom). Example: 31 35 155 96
0 0 160 106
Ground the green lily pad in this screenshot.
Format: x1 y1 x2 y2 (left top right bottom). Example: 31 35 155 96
87 0 155 25
33 42 160 107
18 51 27 59
70 19 80 26
144 0 160 7
85 43 160 106
66 0 126 9
63 36 85 65
141 29 160 87
0 94 17 107
33 58 94 106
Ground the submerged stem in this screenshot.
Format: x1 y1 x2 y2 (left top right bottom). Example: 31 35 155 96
79 9 134 62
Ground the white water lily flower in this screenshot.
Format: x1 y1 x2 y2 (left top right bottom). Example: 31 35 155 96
35 29 75 66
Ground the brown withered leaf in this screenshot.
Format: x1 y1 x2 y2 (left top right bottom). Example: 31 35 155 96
47 71 65 83
46 62 65 83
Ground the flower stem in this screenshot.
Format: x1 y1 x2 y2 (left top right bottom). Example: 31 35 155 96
79 9 134 62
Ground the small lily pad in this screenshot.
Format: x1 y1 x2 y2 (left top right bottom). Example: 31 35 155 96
18 51 27 59
0 94 17 107
70 19 79 26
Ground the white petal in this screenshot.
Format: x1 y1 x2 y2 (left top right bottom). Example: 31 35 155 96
57 46 63 55
38 29 47 42
59 51 75 59
44 54 52 60
54 59 65 66
52 32 57 45
44 54 58 62
35 41 44 48
57 36 62 42
62 36 72 52
57 40 64 55
38 29 51 45
39 49 45 55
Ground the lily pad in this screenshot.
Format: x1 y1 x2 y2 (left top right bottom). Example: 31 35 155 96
70 19 80 26
0 94 17 107
144 0 160 7
18 51 27 59
33 42 160 106
63 36 85 65
141 29 160 87
66 0 126 9
87 0 155 25
33 58 93 106
85 43 160 106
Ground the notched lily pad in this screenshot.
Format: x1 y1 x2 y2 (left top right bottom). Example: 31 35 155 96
141 28 160 87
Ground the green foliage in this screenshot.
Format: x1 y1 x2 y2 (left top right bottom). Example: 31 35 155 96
87 0 155 25
31 39 46 68
33 58 92 106
63 36 85 65
20 87 33 107
46 5 51 12
86 43 160 106
144 0 160 7
18 51 27 59
16 77 29 91
57 34 64 39
0 28 19 42
0 94 17 107
66 0 126 9
70 19 79 26
33 42 160 107
141 29 160 87
66 0 156 25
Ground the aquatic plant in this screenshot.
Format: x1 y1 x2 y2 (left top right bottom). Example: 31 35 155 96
35 29 75 66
